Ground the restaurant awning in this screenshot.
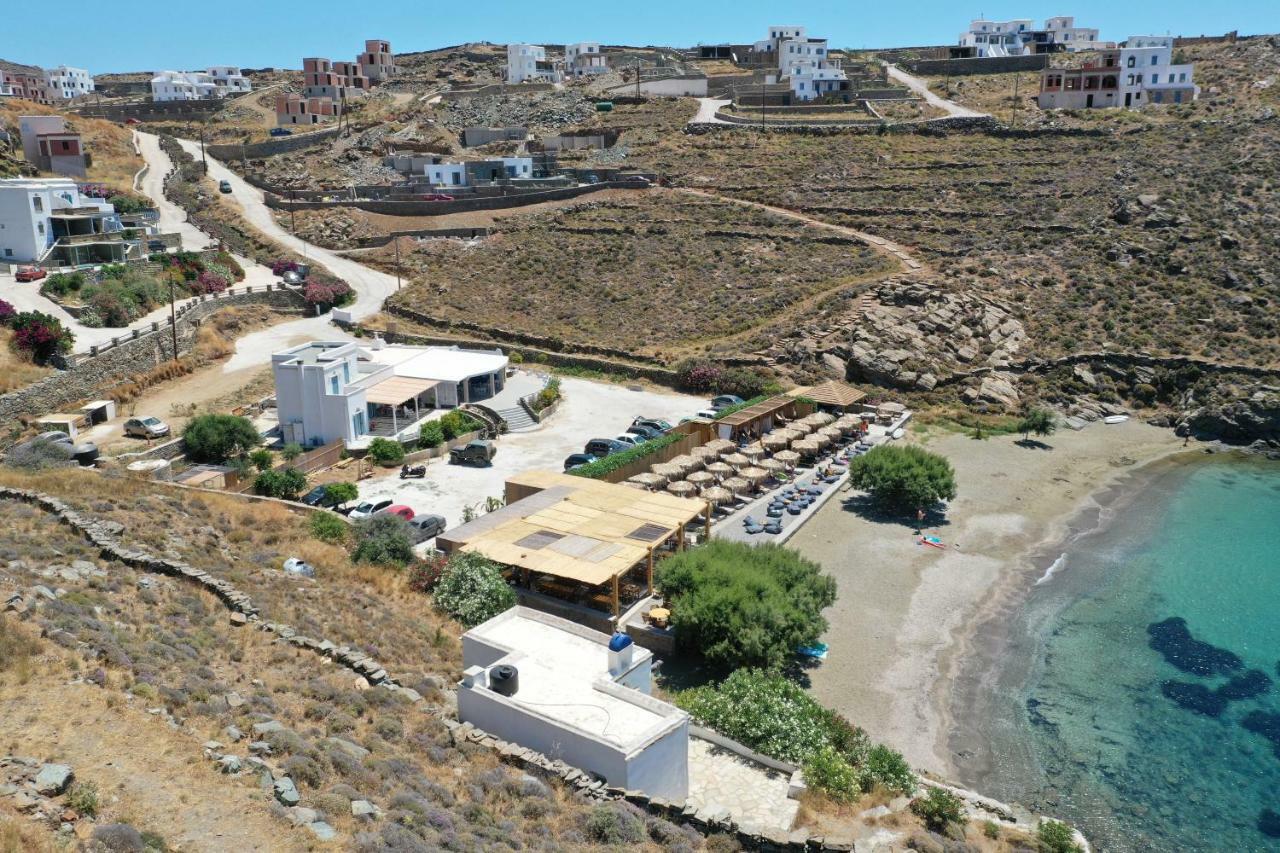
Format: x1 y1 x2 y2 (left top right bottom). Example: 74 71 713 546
364 375 439 405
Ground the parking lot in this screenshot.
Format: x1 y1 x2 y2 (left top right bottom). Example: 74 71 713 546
351 375 705 547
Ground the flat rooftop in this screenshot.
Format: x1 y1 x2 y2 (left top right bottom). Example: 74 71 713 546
366 344 507 383
467 608 679 751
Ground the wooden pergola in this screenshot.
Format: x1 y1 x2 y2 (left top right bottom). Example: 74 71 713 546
788 379 867 412
440 471 712 616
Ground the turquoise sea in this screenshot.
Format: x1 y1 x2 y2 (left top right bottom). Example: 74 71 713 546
967 457 1280 851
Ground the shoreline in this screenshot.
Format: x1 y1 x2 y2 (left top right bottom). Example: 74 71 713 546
789 420 1191 778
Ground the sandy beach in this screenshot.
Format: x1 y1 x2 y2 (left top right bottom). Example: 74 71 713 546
789 419 1189 778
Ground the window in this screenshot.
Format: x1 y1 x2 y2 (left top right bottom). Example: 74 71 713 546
1151 56 1158 65
1151 74 1159 84
37 222 44 235
32 196 42 211
1179 72 1186 82
1174 91 1183 103
343 362 351 383
1127 56 1136 67
330 374 340 394
352 410 366 436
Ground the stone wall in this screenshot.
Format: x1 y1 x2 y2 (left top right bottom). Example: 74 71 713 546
687 115 999 135
206 127 343 161
72 99 225 122
899 54 1048 76
0 288 306 431
264 180 647 217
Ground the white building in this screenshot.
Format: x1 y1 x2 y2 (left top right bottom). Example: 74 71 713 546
753 26 847 101
206 66 252 96
44 66 94 100
459 607 691 802
1037 38 1197 110
506 44 563 84
565 42 607 77
1044 16 1109 51
271 340 509 447
422 156 533 187
150 70 218 101
959 16 1111 57
958 19 1034 57
0 178 122 263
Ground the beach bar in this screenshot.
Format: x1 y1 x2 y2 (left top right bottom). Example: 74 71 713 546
710 395 808 442
787 379 867 413
438 471 711 623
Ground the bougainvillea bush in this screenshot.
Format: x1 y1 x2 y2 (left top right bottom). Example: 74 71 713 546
303 278 355 310
9 311 74 362
0 299 15 326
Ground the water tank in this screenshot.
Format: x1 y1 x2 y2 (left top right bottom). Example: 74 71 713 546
608 632 633 652
489 664 519 696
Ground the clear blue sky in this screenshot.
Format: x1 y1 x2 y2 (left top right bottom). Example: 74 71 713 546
5 0 1275 73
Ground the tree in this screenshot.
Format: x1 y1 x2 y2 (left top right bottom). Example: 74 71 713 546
657 540 836 671
308 512 347 544
1037 820 1083 853
1017 407 1057 442
253 468 307 500
182 414 259 463
433 552 516 627
366 437 405 466
281 442 304 462
323 482 358 505
249 448 274 471
351 515 415 566
846 445 957 515
911 787 966 833
9 311 74 363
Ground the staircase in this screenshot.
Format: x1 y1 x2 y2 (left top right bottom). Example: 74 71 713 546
496 405 537 432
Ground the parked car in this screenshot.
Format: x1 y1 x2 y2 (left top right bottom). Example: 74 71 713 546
624 424 663 441
147 239 168 252
300 485 349 509
123 416 170 439
584 438 629 458
269 128 293 137
348 499 393 520
450 440 496 466
613 434 643 448
710 394 745 411
563 452 597 471
407 514 446 543
123 118 141 126
282 270 306 285
32 431 98 465
14 266 46 282
377 504 415 521
419 193 455 201
631 417 672 433
218 180 233 193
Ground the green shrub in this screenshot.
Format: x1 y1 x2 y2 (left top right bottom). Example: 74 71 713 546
249 448 274 471
182 414 259 463
911 786 966 833
846 444 957 515
323 482 358 504
281 442 304 461
657 540 835 670
1037 820 1082 853
532 377 561 413
983 821 1001 840
352 515 415 566
308 512 348 544
1016 407 1057 441
567 433 681 479
433 552 516 627
67 781 99 818
253 468 307 500
366 437 405 466
803 746 860 803
583 804 645 845
439 411 482 441
508 350 524 364
418 420 445 448
40 272 85 298
860 744 914 795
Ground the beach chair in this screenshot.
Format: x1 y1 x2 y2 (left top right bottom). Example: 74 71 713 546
742 516 761 528
766 505 783 518
763 520 783 535
744 520 765 535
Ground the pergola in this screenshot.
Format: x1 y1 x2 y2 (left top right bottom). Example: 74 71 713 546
363 375 439 436
441 471 712 616
710 395 803 441
788 379 867 412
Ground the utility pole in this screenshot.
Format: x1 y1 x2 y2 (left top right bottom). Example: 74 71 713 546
199 121 207 173
635 58 640 100
1011 72 1020 128
167 278 178 362
394 234 402 291
760 80 766 133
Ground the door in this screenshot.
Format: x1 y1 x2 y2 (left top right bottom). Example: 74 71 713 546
1086 94 1094 108
1124 93 1131 107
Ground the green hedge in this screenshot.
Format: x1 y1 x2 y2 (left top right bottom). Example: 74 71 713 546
567 433 683 479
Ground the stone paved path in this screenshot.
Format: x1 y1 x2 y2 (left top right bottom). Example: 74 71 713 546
686 737 799 833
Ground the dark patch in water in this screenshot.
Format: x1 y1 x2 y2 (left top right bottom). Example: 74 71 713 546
1026 697 1059 733
1241 710 1280 759
1146 617 1242 676
1260 809 1280 839
1160 680 1228 716
1217 669 1273 701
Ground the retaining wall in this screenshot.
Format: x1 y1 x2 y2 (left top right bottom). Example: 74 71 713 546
898 54 1048 76
0 287 306 431
264 180 646 217
72 99 225 122
206 127 343 160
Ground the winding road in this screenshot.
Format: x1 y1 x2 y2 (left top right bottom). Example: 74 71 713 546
883 64 989 119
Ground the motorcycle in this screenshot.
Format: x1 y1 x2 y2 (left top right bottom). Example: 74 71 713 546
400 464 426 479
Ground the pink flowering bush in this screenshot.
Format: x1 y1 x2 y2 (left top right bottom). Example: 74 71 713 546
194 270 229 294
10 311 74 362
0 299 15 326
271 259 300 276
304 279 354 310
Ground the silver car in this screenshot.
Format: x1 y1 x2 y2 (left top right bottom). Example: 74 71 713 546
124 416 170 439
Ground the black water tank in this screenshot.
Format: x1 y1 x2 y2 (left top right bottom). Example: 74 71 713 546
489 664 519 697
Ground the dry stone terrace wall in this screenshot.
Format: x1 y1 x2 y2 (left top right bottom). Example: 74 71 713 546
206 127 343 161
0 287 305 433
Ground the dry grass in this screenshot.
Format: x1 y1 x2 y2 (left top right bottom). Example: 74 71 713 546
0 331 53 395
0 99 143 189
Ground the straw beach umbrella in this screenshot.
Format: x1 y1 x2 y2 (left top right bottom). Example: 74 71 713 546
686 470 715 487
763 433 789 451
667 480 697 497
793 439 821 456
706 438 734 452
808 412 836 426
652 462 683 480
774 449 800 468
742 443 765 461
701 486 733 506
757 458 785 474
819 425 843 441
739 466 769 486
705 461 733 480
721 476 749 495
622 480 648 490
669 454 702 474
722 452 750 469
811 432 832 449
628 472 667 489
788 421 814 437
692 445 721 464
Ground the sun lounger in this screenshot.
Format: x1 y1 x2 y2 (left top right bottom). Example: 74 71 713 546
745 521 765 535
787 504 803 515
766 506 783 518
763 520 783 535
743 516 760 527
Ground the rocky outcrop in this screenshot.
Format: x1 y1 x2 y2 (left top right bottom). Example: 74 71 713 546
1179 388 1280 446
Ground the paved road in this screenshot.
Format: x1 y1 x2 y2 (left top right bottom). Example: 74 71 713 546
884 64 989 119
689 97 732 124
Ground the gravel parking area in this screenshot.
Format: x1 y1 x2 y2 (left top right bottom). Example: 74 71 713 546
353 375 705 548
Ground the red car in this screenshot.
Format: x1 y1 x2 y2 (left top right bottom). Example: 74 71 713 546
15 266 47 282
377 504 416 521
419 193 455 201
124 118 141 125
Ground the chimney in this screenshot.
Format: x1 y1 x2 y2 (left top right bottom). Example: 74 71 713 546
607 632 634 676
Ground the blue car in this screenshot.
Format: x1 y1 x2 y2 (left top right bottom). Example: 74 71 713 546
269 128 293 137
584 438 629 457
563 453 597 471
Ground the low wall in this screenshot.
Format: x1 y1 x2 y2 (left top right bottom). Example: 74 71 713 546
72 98 226 122
352 227 489 248
440 82 555 101
898 54 1048 76
264 180 646 217
714 109 879 128
0 287 306 433
207 127 342 160
687 115 999 135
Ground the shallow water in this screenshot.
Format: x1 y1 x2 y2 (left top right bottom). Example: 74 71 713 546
978 457 1280 851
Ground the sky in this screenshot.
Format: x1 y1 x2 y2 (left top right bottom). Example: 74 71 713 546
4 0 1276 73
